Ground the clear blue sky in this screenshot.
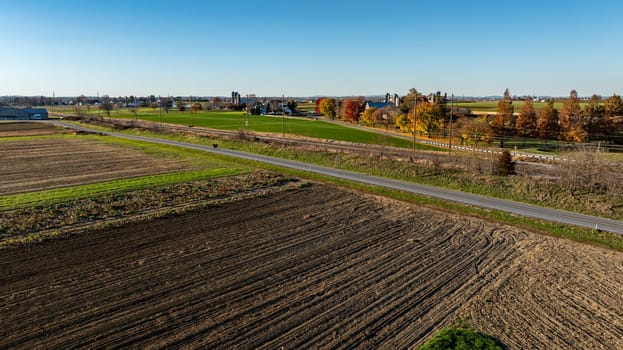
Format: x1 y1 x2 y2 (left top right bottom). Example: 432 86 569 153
1 0 622 98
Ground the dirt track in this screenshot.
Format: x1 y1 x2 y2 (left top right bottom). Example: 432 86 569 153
1 185 622 349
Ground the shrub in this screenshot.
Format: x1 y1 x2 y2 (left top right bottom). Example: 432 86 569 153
419 327 505 350
495 150 515 176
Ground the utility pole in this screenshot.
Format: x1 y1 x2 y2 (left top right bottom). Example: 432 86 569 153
449 93 453 156
189 95 193 127
412 91 417 160
246 94 250 132
159 95 162 127
282 94 285 138
245 94 249 132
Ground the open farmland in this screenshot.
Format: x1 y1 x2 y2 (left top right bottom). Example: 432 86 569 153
454 100 589 114
52 109 417 148
1 185 622 349
0 121 69 137
0 136 191 195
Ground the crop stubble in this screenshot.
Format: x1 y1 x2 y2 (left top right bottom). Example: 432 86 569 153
0 122 67 137
1 185 622 349
1 137 189 195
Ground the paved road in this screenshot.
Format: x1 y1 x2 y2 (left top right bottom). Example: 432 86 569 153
49 120 623 235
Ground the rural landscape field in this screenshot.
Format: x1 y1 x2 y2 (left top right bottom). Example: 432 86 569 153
4 1 623 348
2 121 623 349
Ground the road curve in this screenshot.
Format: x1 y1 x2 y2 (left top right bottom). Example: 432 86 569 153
49 120 623 235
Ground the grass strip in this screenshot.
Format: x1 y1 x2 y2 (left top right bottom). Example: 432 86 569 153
0 168 246 210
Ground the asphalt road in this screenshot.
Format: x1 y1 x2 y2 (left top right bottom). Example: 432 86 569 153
49 120 623 235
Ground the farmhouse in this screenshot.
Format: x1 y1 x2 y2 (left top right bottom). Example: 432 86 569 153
0 107 48 120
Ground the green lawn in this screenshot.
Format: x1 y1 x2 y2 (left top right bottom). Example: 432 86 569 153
455 101 589 113
56 107 443 150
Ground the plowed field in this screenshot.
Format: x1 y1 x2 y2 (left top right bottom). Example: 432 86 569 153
0 121 66 137
1 137 190 195
1 185 622 349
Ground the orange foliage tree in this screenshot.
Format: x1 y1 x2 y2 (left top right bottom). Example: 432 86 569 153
341 99 365 122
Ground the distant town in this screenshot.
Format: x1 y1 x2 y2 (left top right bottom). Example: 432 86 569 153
0 92 597 108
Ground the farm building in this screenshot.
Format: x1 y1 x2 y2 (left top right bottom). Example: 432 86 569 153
0 107 48 120
365 101 396 110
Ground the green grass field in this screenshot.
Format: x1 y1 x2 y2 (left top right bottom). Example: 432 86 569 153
295 101 316 112
455 101 589 113
53 107 444 150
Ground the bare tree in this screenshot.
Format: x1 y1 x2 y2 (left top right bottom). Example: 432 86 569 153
101 95 113 119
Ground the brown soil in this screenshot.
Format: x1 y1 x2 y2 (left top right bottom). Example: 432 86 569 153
1 184 621 349
0 137 190 195
0 122 68 137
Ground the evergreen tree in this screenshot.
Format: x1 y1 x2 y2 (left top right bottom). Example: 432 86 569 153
496 150 516 176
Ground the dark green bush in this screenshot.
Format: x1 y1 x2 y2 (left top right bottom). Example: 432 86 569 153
419 328 505 350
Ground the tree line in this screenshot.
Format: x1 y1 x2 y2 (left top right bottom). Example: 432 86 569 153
315 88 623 146
491 88 623 145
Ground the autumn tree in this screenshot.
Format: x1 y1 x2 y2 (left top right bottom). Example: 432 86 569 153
434 93 449 131
492 88 514 147
515 96 538 141
604 94 623 117
341 98 365 122
319 98 336 119
565 121 589 142
191 102 203 113
414 102 444 137
560 90 581 130
360 107 377 126
373 105 399 129
457 115 489 147
584 94 604 136
559 90 588 142
603 94 623 143
399 88 419 114
395 113 412 132
314 98 325 114
537 100 559 140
